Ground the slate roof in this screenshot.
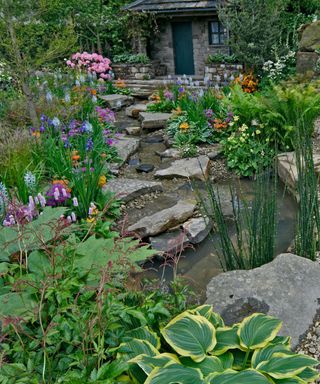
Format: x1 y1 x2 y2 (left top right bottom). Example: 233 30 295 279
124 0 217 13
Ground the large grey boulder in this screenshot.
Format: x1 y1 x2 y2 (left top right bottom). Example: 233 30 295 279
99 94 134 110
183 217 212 244
140 112 172 130
127 200 196 237
103 178 163 202
299 21 320 52
155 156 211 181
206 254 320 348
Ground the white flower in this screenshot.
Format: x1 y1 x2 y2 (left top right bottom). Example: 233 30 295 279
24 171 36 190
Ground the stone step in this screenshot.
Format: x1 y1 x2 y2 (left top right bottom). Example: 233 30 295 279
127 200 197 238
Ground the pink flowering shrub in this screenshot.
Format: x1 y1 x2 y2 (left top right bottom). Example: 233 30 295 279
66 52 112 80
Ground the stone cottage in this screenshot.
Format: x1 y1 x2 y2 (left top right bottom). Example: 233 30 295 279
124 0 230 77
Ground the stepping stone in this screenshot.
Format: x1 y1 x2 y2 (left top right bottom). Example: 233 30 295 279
143 135 164 143
183 217 212 244
155 155 211 181
111 135 140 168
140 112 172 130
136 164 155 173
125 126 141 136
99 94 134 110
103 178 163 203
125 103 149 118
206 253 320 348
150 230 189 254
157 148 181 159
127 200 197 237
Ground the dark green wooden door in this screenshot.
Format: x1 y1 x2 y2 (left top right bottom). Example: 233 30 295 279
172 22 195 75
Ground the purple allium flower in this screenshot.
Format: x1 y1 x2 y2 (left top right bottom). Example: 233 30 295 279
178 87 185 93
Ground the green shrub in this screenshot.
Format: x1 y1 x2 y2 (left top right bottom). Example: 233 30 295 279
118 305 319 383
207 54 238 64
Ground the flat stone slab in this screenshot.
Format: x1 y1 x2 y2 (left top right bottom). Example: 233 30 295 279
206 254 320 348
99 94 134 110
125 103 149 118
140 112 172 130
125 126 141 136
111 135 140 168
183 217 211 244
150 230 189 254
157 148 181 159
155 156 211 181
127 200 197 237
103 178 163 203
277 151 320 194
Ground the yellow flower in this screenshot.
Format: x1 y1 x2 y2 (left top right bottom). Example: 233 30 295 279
234 116 240 122
98 175 107 187
86 217 96 223
256 129 261 135
179 122 190 130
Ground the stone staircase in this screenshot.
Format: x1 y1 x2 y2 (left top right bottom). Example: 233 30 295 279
113 78 208 98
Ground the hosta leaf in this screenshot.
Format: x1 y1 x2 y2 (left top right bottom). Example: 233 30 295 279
212 326 241 355
231 349 249 370
218 352 234 369
273 378 304 384
207 368 270 384
256 352 319 379
145 363 204 384
125 326 160 349
191 305 224 328
180 356 224 377
297 367 320 382
273 336 292 347
238 313 282 350
117 339 159 361
129 353 179 376
161 312 216 362
252 343 292 368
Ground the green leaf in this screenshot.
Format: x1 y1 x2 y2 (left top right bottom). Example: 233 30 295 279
191 305 225 328
256 352 319 379
207 369 271 384
145 363 204 384
252 343 292 368
297 367 320 382
0 207 67 260
273 378 304 384
217 352 234 369
238 313 282 350
28 250 52 278
0 262 10 274
129 353 179 376
125 326 160 349
161 312 216 362
117 339 159 361
0 292 37 320
96 360 129 380
180 356 224 377
212 326 241 355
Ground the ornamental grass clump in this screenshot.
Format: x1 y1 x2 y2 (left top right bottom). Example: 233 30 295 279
197 170 277 271
294 119 320 261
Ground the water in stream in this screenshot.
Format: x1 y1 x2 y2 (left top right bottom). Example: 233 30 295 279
117 114 297 300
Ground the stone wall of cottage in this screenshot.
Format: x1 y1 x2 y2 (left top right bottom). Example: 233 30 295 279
112 62 167 80
150 17 230 77
205 63 244 84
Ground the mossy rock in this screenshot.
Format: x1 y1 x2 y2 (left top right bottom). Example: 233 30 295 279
299 21 320 52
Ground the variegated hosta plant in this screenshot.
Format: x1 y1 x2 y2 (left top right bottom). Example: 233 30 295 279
117 305 319 384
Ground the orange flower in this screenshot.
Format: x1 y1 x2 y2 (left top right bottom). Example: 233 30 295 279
98 175 107 187
90 89 97 96
179 122 190 130
32 131 41 138
172 106 183 116
53 179 71 192
115 78 126 88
